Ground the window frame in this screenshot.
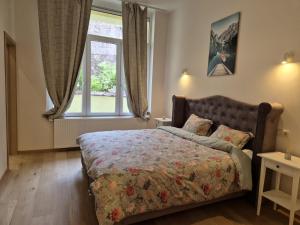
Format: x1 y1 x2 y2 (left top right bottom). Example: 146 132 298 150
87 35 123 117
64 8 153 118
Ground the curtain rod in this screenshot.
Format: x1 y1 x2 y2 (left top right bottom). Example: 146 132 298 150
92 5 153 22
115 0 167 12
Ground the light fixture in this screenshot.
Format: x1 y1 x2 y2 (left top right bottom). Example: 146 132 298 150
281 52 295 64
182 68 189 75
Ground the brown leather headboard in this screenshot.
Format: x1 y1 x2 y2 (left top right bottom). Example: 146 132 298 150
171 95 284 202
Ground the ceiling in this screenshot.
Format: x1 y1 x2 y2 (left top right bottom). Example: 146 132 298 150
133 0 181 10
93 0 181 11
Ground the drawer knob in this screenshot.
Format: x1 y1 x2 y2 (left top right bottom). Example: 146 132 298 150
276 165 280 169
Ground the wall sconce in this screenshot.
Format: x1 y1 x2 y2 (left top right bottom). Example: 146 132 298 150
281 52 295 64
182 68 189 76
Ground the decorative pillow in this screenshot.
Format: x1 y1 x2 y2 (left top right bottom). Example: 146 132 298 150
182 114 213 136
210 125 254 149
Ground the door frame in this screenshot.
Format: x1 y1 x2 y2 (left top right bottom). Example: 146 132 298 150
4 31 18 168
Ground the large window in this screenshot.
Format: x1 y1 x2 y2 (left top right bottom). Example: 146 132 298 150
66 10 152 117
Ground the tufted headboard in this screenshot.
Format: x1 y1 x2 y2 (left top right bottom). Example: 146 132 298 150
171 95 284 202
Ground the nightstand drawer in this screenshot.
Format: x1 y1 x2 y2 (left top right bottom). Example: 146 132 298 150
265 159 294 176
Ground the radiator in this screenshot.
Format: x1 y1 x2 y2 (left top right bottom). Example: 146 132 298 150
53 117 149 149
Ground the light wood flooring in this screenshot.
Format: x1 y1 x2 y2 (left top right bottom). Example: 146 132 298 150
0 151 296 225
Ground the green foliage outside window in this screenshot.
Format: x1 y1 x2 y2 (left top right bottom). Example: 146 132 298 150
76 62 116 93
91 62 116 92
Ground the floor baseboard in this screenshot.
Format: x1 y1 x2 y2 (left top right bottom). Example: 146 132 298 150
0 168 9 181
16 147 80 154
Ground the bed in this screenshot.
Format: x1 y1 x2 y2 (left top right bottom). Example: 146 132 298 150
78 95 284 225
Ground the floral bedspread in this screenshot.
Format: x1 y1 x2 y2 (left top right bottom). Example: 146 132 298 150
78 127 252 225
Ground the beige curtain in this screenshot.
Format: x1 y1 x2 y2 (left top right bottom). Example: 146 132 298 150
122 3 148 119
38 0 92 120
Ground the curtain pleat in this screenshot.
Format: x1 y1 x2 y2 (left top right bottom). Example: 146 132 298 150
122 3 148 119
38 0 92 120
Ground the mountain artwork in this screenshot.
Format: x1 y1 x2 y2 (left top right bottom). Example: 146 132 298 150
207 12 240 76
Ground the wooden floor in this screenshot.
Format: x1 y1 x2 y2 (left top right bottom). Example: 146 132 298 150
0 151 294 225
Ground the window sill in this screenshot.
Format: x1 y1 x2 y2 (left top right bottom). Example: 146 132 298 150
60 115 135 120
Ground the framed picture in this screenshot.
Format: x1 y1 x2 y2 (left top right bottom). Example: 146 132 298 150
207 12 240 76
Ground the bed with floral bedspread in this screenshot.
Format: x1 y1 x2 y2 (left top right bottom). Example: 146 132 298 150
77 126 252 225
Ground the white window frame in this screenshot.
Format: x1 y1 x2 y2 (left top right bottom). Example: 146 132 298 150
64 8 153 118
87 35 124 117
147 13 154 113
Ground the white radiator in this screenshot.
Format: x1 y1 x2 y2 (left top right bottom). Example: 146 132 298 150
53 117 150 149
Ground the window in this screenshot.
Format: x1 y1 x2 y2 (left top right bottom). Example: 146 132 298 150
65 10 152 117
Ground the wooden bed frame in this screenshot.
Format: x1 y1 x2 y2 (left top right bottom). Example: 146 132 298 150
81 95 284 225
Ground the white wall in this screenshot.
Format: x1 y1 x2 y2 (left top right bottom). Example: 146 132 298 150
0 0 15 178
14 0 169 151
15 0 53 151
164 0 300 154
164 0 300 196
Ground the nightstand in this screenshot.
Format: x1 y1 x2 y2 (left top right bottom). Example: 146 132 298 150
154 118 172 127
257 152 300 225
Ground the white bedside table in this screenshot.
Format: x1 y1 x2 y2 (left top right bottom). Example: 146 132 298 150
154 118 172 127
257 152 300 225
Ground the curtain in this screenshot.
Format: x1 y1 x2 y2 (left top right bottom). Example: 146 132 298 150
122 3 148 119
38 0 92 120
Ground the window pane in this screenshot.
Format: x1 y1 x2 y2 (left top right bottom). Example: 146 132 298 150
88 11 122 39
66 66 83 113
90 41 117 113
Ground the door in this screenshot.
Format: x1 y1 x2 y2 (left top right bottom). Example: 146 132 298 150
4 32 18 164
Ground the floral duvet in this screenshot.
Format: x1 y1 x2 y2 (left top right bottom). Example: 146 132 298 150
77 126 252 225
